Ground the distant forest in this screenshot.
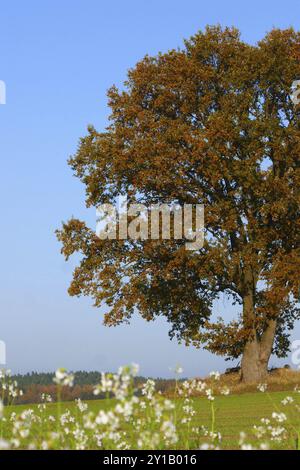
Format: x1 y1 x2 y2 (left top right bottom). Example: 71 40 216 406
13 371 109 387
8 371 179 405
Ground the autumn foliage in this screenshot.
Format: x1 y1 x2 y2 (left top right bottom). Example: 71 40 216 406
57 26 300 383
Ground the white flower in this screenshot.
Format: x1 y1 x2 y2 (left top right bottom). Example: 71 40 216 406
141 379 155 400
281 396 294 406
272 412 287 423
94 372 114 395
253 425 266 438
41 393 52 403
161 420 178 444
205 388 214 401
19 429 29 439
41 441 48 450
241 444 253 450
55 369 65 381
196 381 207 392
209 431 221 442
0 439 9 450
200 443 210 450
95 410 109 425
260 443 269 450
257 383 267 392
76 399 88 413
53 368 74 387
209 371 220 381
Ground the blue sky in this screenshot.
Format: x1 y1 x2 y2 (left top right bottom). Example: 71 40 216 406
0 0 299 377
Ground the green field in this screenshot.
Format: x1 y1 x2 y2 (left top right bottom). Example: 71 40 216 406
3 390 300 449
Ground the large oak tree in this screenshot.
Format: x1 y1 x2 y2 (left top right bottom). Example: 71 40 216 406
57 26 300 383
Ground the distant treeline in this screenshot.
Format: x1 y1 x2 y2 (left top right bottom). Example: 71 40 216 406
13 371 107 387
9 371 179 405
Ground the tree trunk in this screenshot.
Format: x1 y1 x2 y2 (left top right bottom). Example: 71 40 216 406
240 338 269 383
240 270 277 383
240 322 276 383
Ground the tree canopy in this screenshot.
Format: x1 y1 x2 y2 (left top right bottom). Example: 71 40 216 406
57 26 300 382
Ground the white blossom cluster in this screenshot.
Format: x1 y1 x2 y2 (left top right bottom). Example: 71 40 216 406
0 365 299 450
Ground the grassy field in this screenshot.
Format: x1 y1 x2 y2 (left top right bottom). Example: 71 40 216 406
3 389 300 449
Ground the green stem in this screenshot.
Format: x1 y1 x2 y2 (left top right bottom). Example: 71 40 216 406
210 400 215 436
